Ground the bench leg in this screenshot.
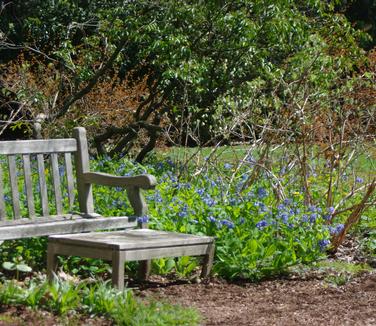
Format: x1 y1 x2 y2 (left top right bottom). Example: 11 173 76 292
201 243 215 278
138 260 151 280
112 251 125 290
47 242 58 282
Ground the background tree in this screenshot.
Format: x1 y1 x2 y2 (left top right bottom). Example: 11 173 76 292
0 0 373 162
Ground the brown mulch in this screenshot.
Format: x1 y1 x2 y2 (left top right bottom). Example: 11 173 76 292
135 272 376 326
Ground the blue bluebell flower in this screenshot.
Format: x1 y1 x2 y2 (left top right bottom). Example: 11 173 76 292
154 192 163 203
203 195 215 207
241 174 248 180
283 198 292 206
355 177 364 183
259 203 268 213
208 215 216 223
279 212 289 224
156 162 164 170
308 205 317 212
318 239 330 251
245 155 255 164
323 214 331 221
224 163 232 169
178 204 188 218
329 224 344 235
178 210 188 218
256 220 268 229
229 197 238 205
221 219 234 229
137 215 149 223
309 213 318 223
196 188 205 196
59 166 65 177
166 159 175 167
257 187 268 199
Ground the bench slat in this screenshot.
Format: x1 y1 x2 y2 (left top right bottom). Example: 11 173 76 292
0 215 137 240
64 152 75 210
0 139 77 155
37 154 49 216
51 153 63 215
0 165 5 220
23 154 35 218
8 155 20 219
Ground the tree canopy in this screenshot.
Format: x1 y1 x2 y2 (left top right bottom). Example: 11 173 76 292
0 0 374 160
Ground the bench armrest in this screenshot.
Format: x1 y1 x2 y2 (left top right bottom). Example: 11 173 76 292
82 172 157 189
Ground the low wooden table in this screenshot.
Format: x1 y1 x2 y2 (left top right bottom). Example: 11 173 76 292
48 229 215 290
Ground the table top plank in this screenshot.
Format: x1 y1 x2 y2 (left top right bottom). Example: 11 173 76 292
49 229 214 250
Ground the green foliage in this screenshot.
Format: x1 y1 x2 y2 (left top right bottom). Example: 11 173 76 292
1 0 370 156
315 260 373 286
354 213 376 259
0 279 201 325
2 256 32 280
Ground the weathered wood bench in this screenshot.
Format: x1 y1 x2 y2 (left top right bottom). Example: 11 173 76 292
0 127 214 289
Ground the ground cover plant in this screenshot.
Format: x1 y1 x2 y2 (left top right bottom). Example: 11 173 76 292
0 277 201 325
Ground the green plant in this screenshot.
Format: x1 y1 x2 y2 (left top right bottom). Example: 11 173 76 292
315 260 373 286
0 279 202 325
2 256 32 280
46 279 82 315
22 281 48 309
0 280 24 305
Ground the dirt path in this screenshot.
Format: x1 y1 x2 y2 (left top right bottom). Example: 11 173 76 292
138 273 376 326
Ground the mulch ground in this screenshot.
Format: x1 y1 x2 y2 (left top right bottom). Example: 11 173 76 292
136 272 376 326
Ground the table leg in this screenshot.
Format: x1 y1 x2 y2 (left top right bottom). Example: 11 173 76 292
47 242 58 282
112 250 125 290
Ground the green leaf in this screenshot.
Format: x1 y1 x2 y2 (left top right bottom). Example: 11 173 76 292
248 239 258 252
16 264 32 272
264 244 276 258
2 261 16 270
165 258 175 272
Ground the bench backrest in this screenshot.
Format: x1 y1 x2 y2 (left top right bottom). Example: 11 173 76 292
0 138 78 219
0 128 122 240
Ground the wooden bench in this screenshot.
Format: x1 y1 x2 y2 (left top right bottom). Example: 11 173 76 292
0 127 215 289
